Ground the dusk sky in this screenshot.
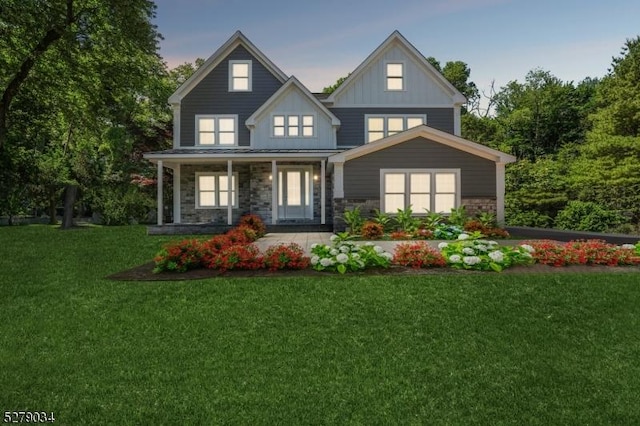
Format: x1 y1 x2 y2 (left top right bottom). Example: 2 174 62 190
153 0 640 98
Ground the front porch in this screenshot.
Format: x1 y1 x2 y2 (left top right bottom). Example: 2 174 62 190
147 150 339 231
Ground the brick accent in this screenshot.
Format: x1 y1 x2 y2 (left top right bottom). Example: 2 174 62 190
332 198 380 232
461 197 497 217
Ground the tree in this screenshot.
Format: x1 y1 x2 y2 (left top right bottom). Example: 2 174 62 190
322 74 350 94
0 0 168 227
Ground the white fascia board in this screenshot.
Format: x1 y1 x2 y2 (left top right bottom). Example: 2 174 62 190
169 31 288 104
327 125 516 164
143 152 336 164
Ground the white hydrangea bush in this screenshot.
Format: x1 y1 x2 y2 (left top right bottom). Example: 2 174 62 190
439 233 535 272
311 234 392 274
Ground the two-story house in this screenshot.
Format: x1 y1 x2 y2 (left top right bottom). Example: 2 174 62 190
144 30 516 233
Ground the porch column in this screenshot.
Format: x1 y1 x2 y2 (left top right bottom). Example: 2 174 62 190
157 160 163 225
173 164 181 224
227 160 233 226
271 160 277 225
320 159 326 225
333 162 344 198
496 162 506 225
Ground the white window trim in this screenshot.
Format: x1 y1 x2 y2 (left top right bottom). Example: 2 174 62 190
195 171 239 209
195 115 238 147
379 169 461 214
365 114 427 143
229 60 252 92
271 113 317 138
385 61 405 92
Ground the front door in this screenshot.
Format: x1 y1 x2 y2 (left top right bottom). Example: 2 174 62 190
278 167 313 220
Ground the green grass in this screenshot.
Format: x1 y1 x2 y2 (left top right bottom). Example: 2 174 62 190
1 225 639 425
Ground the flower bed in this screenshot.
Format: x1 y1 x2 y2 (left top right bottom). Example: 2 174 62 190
153 214 640 275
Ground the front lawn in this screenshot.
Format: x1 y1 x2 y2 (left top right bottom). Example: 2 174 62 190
1 225 639 424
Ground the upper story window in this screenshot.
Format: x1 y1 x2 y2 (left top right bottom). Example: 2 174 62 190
386 62 404 91
273 114 315 137
229 60 252 91
366 115 426 143
196 115 237 146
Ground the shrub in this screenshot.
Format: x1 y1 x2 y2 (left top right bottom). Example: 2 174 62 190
238 214 266 238
393 242 446 268
361 221 384 239
342 206 364 234
206 243 263 271
263 243 310 271
153 239 204 273
94 186 154 225
439 234 535 272
433 224 464 240
506 210 553 228
234 225 259 242
447 206 468 227
226 227 254 245
412 228 434 240
310 234 392 274
463 220 510 238
554 201 623 232
390 230 411 240
393 205 420 232
524 239 640 267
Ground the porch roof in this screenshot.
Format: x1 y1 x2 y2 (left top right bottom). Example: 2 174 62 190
144 148 344 164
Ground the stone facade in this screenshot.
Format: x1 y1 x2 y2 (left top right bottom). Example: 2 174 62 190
332 198 381 232
179 161 330 225
461 197 497 217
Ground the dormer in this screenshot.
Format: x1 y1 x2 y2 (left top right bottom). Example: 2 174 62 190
246 77 340 149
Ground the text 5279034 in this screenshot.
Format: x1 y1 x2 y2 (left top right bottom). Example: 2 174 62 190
3 412 55 423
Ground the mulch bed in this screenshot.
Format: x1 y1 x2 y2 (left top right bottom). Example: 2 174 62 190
108 262 640 281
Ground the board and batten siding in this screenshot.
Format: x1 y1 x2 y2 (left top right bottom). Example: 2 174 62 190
330 107 454 147
251 86 335 149
332 44 454 107
180 45 283 147
343 137 496 199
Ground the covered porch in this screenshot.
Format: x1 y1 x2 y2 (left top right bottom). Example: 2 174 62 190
145 149 339 231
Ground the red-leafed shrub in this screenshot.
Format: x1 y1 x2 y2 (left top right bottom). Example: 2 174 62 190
153 239 204 273
206 243 264 271
239 214 267 238
463 220 510 238
263 243 310 271
524 239 640 267
235 225 259 242
225 227 254 245
361 221 384 240
393 242 446 268
412 228 434 240
390 230 411 240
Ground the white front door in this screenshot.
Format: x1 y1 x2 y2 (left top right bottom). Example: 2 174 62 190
278 167 313 219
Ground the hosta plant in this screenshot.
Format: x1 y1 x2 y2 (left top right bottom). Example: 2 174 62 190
310 234 392 274
439 233 535 272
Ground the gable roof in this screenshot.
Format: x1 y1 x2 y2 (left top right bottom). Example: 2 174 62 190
168 31 288 104
328 125 516 164
246 76 341 127
324 30 467 106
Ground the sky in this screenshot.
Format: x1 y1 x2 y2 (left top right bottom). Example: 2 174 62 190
153 0 640 102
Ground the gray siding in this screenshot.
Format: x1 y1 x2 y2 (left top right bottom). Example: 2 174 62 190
180 45 283 147
330 107 454 147
343 137 496 198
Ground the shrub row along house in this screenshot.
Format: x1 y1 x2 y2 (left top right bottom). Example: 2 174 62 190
144 30 516 233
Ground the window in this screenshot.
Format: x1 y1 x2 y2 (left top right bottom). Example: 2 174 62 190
229 60 251 91
196 172 238 209
386 63 404 91
272 114 315 137
381 170 459 214
196 115 237 146
366 115 426 142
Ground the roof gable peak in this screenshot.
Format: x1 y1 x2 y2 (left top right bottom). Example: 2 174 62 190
168 31 288 104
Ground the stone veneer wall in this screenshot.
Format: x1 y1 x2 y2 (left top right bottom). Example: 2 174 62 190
461 197 497 217
180 162 331 225
180 164 251 224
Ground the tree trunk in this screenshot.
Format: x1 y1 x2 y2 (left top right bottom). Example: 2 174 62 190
61 184 77 229
48 193 58 225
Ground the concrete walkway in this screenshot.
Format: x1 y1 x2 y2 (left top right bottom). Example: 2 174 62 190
255 232 440 255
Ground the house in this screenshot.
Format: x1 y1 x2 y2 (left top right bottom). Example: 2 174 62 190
144 30 516 233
